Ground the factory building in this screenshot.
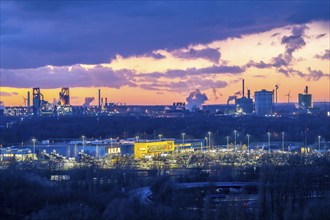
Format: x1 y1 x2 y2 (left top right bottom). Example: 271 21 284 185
255 89 273 115
59 87 70 106
0 148 35 161
234 80 253 114
33 87 43 116
298 86 313 109
175 139 205 152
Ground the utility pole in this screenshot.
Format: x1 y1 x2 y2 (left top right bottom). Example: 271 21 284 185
234 130 237 151
282 132 285 151
267 132 271 153
247 134 250 152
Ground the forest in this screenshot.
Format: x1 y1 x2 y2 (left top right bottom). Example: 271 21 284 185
1 114 329 146
1 154 330 220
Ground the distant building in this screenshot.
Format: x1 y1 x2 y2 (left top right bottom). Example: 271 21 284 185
134 140 175 158
0 101 4 116
236 89 253 114
0 148 35 161
273 103 297 115
255 89 273 115
235 79 253 114
298 86 313 109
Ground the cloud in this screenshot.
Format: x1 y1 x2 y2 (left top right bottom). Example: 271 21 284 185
172 48 221 63
315 49 330 60
136 64 245 80
246 60 272 69
245 24 314 78
0 91 18 97
144 52 166 59
276 67 329 81
212 88 218 100
1 1 329 68
315 33 327 39
271 32 280 37
304 67 330 81
280 24 308 64
139 78 228 93
252 75 267 78
0 65 136 89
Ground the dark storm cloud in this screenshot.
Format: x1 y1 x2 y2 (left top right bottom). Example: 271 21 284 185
1 1 329 69
315 50 330 60
0 65 136 88
173 48 221 63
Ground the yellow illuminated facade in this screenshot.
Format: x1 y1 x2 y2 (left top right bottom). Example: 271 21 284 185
134 141 174 158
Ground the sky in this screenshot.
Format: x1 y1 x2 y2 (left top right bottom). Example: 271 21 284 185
0 1 329 106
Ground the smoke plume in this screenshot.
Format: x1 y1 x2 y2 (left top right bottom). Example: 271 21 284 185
227 96 236 103
186 89 208 110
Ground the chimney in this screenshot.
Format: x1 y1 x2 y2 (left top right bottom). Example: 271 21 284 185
242 79 245 97
105 98 108 106
101 98 103 106
27 91 30 112
98 89 101 108
248 90 250 99
305 86 308 94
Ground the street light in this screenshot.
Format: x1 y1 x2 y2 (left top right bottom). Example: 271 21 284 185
205 137 208 150
159 134 163 140
32 138 36 155
226 136 229 149
182 133 186 144
318 135 321 151
234 130 237 151
208 132 211 149
110 137 113 148
181 133 186 153
247 134 250 152
267 132 271 153
282 132 285 151
82 135 85 152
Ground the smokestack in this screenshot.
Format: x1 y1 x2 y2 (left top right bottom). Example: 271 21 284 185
105 98 108 106
242 79 245 97
98 89 101 108
27 91 30 112
101 98 103 106
305 86 308 94
247 90 250 99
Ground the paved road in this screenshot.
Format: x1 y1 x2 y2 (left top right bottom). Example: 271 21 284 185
128 187 152 205
129 181 257 204
174 181 257 189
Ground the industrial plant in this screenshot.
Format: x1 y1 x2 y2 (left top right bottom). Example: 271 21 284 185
1 80 329 118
